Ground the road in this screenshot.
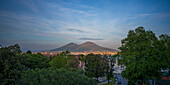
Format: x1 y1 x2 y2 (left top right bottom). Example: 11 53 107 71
97 75 128 85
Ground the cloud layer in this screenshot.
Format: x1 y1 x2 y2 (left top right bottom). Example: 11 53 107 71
0 0 170 51
79 38 104 40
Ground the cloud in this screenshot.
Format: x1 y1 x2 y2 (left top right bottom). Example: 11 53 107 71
68 28 85 32
16 0 39 12
138 13 154 17
79 38 104 40
0 39 59 52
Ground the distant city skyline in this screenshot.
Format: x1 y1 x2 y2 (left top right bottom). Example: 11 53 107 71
0 0 170 52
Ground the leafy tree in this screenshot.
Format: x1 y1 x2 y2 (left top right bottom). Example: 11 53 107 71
7 44 22 54
61 50 70 57
105 55 116 83
49 54 67 69
78 54 86 70
0 44 25 85
50 50 80 69
85 54 108 80
158 34 170 71
79 54 86 62
119 27 166 84
21 53 50 69
101 55 110 82
26 50 32 54
67 55 80 69
18 68 97 85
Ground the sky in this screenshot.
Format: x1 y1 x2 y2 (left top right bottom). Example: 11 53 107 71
0 0 170 52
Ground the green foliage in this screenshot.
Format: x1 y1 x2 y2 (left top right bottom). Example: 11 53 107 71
158 34 170 71
49 55 67 69
119 27 169 84
0 44 25 85
1 45 97 85
102 83 113 85
7 44 22 54
49 51 80 69
21 53 50 69
18 68 97 85
85 54 109 80
106 55 116 83
85 54 100 78
111 77 116 84
67 55 80 69
79 54 86 62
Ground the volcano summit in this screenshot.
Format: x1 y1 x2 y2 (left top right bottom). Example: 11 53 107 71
49 42 117 55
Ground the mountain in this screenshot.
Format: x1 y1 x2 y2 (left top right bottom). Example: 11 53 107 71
50 42 117 52
51 42 78 51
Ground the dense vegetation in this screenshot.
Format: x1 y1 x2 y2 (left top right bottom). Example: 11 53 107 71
0 44 25 84
17 68 96 85
85 54 115 83
20 53 50 69
119 26 170 84
0 45 97 85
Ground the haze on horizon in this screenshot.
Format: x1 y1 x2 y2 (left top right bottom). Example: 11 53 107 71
0 0 170 52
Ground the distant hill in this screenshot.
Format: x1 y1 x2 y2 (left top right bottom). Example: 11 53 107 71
50 42 117 52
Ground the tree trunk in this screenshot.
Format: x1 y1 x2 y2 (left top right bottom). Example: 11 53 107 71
142 81 145 85
108 78 109 83
142 80 145 85
107 72 110 83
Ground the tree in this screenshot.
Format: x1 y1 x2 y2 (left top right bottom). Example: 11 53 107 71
21 53 50 69
158 34 170 72
79 54 86 62
105 55 116 83
0 44 25 85
119 27 164 84
85 54 107 80
85 54 98 78
8 44 22 54
78 54 86 70
50 51 80 69
49 55 67 69
26 50 32 54
18 68 97 85
101 55 110 83
67 55 80 69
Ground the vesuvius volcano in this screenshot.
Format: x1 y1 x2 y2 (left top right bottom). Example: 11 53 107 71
50 42 117 52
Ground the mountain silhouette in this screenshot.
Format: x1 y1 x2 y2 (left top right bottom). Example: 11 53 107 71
51 42 117 52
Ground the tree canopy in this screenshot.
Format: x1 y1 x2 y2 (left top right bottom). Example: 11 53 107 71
18 68 96 85
26 50 32 54
49 51 80 69
119 26 170 84
0 45 98 85
158 34 170 71
85 54 110 80
0 44 25 85
20 53 50 69
49 54 67 69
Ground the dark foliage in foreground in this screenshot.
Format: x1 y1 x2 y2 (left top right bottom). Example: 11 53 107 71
0 44 97 85
119 27 170 84
17 68 96 85
0 44 25 85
